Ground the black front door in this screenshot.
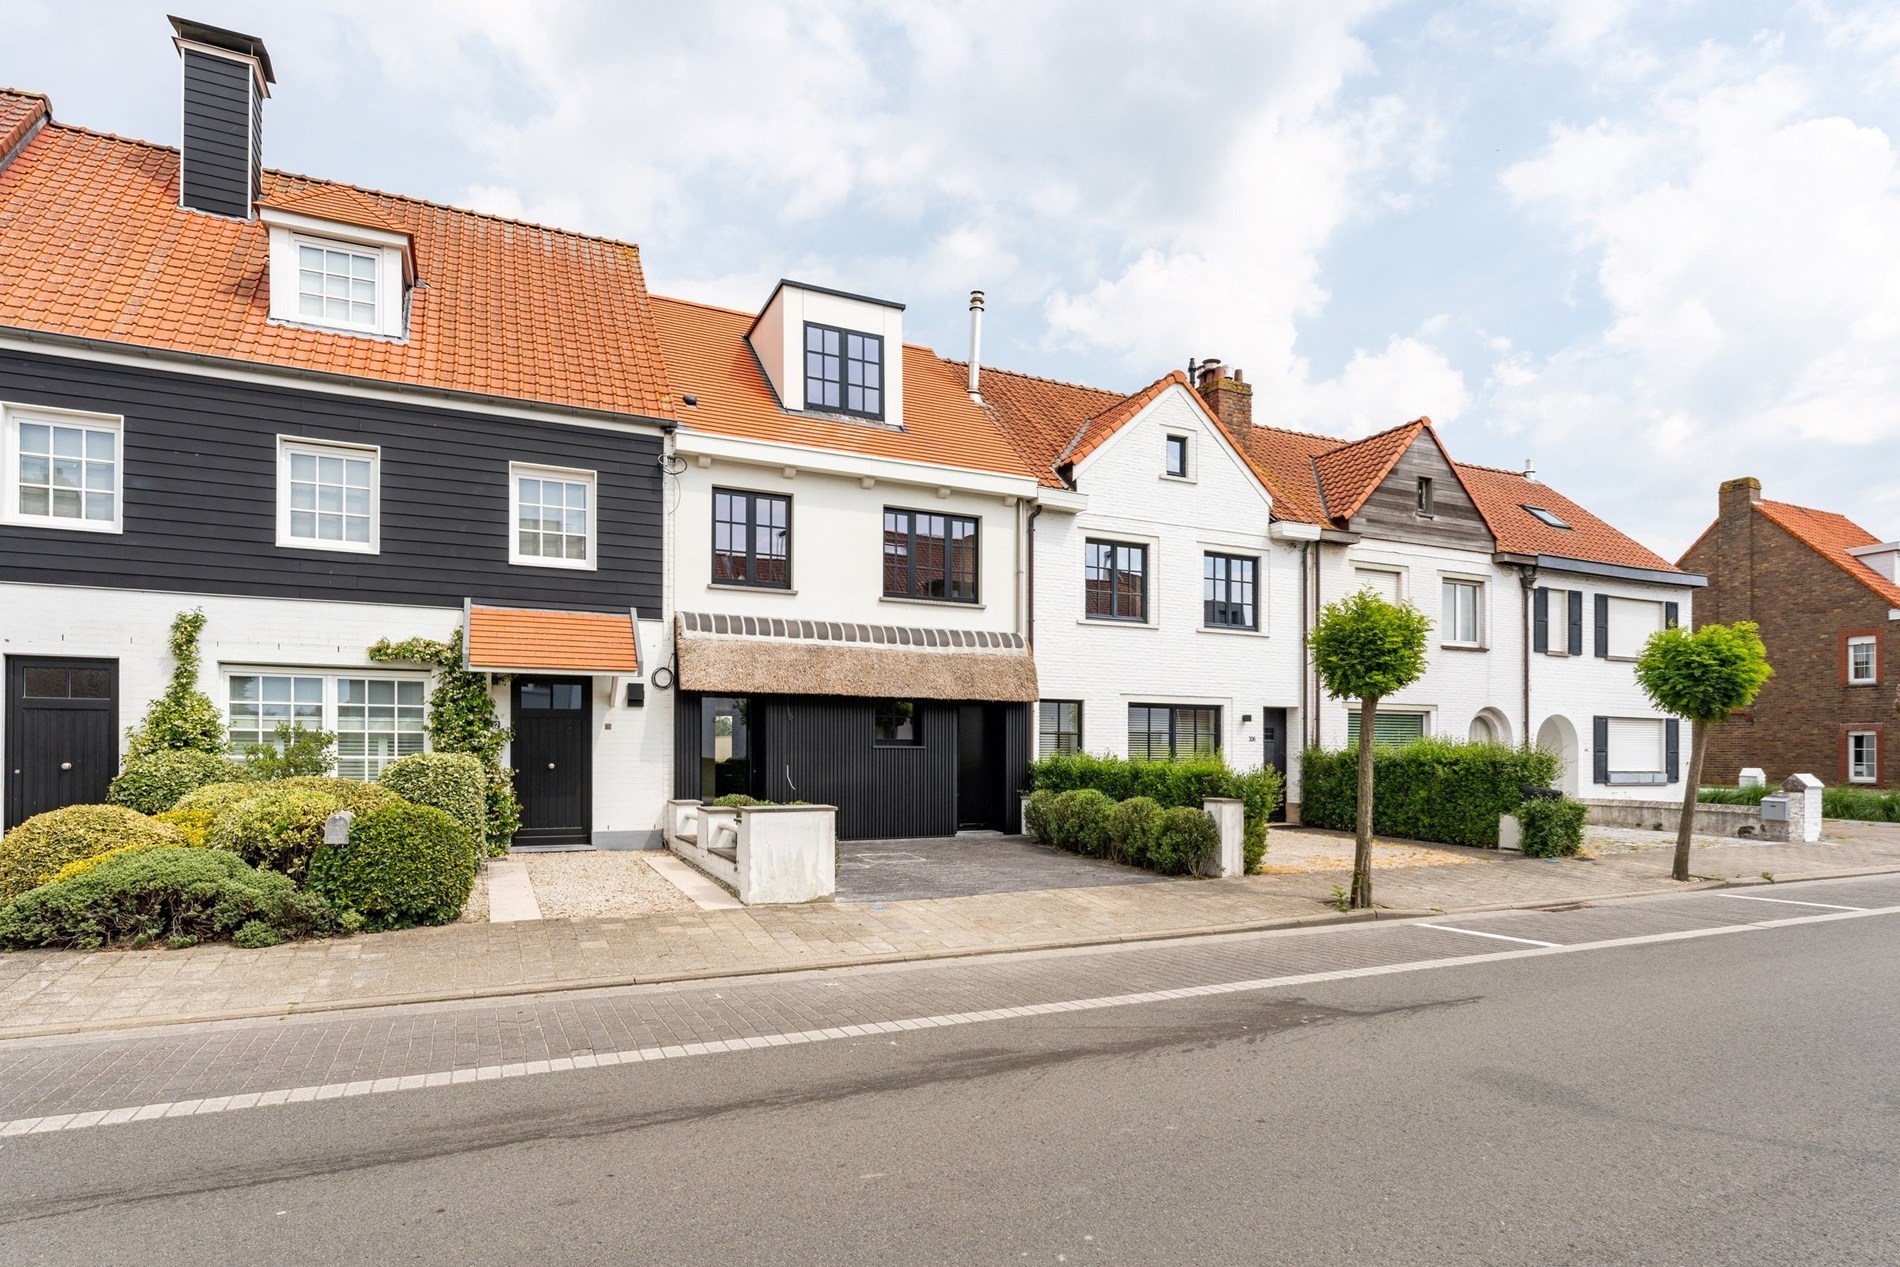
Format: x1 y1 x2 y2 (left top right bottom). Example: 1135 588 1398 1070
1261 706 1289 822
512 677 592 846
957 703 991 829
5 657 119 830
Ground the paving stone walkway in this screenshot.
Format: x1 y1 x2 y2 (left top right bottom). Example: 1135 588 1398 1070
2 826 1897 1039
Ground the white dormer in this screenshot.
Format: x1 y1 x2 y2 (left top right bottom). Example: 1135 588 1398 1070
1848 540 1900 582
747 280 905 429
258 187 415 340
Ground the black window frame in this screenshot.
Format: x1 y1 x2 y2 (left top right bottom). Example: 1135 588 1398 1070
882 507 980 604
1416 476 1435 516
1164 434 1189 478
1127 704 1221 761
1203 552 1258 630
874 699 922 746
1038 700 1083 757
803 321 885 420
710 487 792 590
1084 539 1149 622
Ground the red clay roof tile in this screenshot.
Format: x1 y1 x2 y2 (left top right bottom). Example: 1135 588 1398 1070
465 606 640 673
1310 418 1428 520
1749 499 1900 606
1455 462 1681 573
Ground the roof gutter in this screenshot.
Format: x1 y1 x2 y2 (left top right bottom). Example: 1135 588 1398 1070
1497 552 1707 588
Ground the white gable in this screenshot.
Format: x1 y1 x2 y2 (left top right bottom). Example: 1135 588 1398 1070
747 280 906 428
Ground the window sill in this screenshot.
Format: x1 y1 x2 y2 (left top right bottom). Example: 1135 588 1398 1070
879 595 985 610
1160 474 1196 484
3 515 124 535
265 315 409 344
1078 617 1156 629
278 538 379 556
1847 680 1880 688
508 556 598 572
1199 625 1267 638
1439 642 1487 653
708 582 797 596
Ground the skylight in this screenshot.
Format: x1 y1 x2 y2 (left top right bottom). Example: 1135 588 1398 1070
1523 504 1571 530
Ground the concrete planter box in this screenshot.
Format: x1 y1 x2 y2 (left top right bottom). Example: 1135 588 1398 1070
664 798 837 904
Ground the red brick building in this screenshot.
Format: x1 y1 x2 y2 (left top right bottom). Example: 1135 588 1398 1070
1680 478 1900 788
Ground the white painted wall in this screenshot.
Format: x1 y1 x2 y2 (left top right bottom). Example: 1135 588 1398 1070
748 283 905 424
1031 385 1304 783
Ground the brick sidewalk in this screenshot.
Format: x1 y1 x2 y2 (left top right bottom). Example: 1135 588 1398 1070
3 829 1897 1038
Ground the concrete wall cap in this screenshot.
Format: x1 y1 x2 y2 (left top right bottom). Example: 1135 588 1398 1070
1784 773 1824 790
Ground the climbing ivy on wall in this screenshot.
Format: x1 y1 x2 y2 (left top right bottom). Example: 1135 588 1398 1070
368 629 521 854
124 608 227 759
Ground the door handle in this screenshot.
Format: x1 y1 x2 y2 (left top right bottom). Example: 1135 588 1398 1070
60 762 73 771
547 763 556 770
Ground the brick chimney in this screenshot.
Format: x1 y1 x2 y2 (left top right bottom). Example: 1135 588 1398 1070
1195 360 1253 443
1712 476 1762 625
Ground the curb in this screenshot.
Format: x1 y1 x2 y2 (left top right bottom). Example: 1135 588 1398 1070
5 864 1898 1043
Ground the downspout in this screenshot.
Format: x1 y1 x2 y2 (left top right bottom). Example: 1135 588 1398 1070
1310 538 1324 748
1297 540 1309 752
1517 563 1539 745
1026 503 1043 648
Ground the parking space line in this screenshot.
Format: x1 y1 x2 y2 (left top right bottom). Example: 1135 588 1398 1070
1717 893 1865 912
1416 923 1560 948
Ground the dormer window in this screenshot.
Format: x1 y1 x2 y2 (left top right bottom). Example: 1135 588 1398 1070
259 198 414 340
805 323 883 419
298 241 379 329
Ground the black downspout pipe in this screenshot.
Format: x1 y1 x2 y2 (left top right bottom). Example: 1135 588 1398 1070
1518 564 1539 746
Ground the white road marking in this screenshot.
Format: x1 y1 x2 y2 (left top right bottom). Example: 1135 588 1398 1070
3 896 1896 1138
1416 923 1560 947
1717 892 1865 912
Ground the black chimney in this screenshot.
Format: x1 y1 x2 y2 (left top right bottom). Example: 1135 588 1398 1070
169 16 273 218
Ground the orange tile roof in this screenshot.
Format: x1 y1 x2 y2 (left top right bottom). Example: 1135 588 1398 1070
0 89 47 163
1455 462 1681 573
259 184 411 239
1311 418 1428 520
650 295 1037 482
1749 499 1900 606
0 90 674 420
1224 423 1336 523
954 362 1126 488
465 606 640 673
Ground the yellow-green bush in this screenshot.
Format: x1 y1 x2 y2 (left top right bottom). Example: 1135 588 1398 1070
307 803 476 931
0 805 182 901
207 786 345 882
153 806 216 847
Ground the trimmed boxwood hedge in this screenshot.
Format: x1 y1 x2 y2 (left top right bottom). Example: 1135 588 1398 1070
307 803 477 932
1300 739 1559 848
1519 797 1588 857
378 752 485 853
0 804 184 901
107 750 250 815
207 786 346 882
1027 754 1281 872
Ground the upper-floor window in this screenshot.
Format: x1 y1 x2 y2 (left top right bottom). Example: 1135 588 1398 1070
712 488 790 589
511 462 596 569
805 323 883 419
278 437 377 553
1129 704 1220 760
1416 476 1435 516
3 406 122 533
1848 635 1878 685
1203 553 1257 629
1442 579 1481 646
883 509 977 602
1849 730 1879 783
1165 434 1190 478
298 240 380 331
1085 540 1148 622
1353 566 1402 604
1604 596 1665 659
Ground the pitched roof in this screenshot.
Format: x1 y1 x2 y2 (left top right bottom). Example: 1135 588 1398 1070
0 89 48 163
953 363 1126 488
1223 423 1335 523
1749 499 1900 606
650 295 1036 482
259 184 410 238
1310 418 1428 520
464 606 640 674
0 89 674 420
1455 462 1681 574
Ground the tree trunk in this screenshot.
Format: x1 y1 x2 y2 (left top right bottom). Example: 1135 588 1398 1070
1672 719 1708 883
1353 695 1378 909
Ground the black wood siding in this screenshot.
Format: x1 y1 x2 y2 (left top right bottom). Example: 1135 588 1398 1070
180 50 253 217
0 350 663 612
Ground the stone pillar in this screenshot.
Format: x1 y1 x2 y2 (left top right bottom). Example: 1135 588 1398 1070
1201 798 1245 878
1784 773 1823 844
1739 768 1765 788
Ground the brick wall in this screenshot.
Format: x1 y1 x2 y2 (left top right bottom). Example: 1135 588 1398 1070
1681 480 1898 787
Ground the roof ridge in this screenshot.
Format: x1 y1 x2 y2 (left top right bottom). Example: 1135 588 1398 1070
944 358 1126 398
1758 496 1867 523
1084 369 1180 424
1455 460 1530 478
0 88 51 105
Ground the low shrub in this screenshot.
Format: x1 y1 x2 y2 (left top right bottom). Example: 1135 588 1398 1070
107 750 249 815
207 786 344 882
1518 798 1588 858
1107 796 1163 867
153 806 216 847
1049 788 1116 855
1028 753 1281 870
0 804 183 901
173 780 270 818
1696 785 1771 806
1300 740 1559 848
239 722 336 779
50 832 209 884
1150 807 1220 876
1702 783 1900 822
273 777 402 818
378 753 485 852
307 803 477 932
710 794 769 808
1023 789 1058 846
0 847 333 949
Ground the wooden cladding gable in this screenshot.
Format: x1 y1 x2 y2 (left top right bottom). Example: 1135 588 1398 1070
1349 434 1495 551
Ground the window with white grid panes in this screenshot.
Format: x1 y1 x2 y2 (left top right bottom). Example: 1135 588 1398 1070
511 465 596 567
280 439 376 550
226 672 427 779
7 411 120 529
297 241 379 329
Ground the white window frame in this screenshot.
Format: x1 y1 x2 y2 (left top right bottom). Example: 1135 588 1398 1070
222 667 431 781
509 461 599 571
1606 717 1667 778
1848 730 1878 784
1 403 125 534
1440 576 1484 648
276 435 381 555
1606 596 1665 661
260 208 410 340
1352 564 1405 604
1848 636 1878 686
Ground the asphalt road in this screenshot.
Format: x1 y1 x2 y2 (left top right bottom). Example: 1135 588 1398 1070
2 884 1897 1266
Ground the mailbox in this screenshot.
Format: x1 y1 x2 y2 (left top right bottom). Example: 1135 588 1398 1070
1759 795 1789 822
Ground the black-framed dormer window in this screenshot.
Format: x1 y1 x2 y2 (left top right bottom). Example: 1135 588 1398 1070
883 509 979 603
805 322 884 419
712 488 791 588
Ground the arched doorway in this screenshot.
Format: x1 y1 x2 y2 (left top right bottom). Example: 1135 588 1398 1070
1469 708 1512 747
1535 715 1580 795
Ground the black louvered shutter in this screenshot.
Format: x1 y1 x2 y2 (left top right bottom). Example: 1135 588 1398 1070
1594 594 1610 658
1664 602 1679 629
1592 716 1610 785
1665 719 1680 783
1533 588 1549 653
1568 590 1584 656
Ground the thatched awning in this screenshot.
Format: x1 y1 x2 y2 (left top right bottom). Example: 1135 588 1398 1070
674 611 1038 702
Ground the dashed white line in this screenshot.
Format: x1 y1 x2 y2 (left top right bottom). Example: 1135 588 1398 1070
1717 892 1865 912
1416 923 1560 948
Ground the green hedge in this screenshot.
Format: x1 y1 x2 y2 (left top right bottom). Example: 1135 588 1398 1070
1107 796 1163 867
378 753 485 853
1300 740 1558 848
1024 788 1219 877
1702 784 1900 823
0 847 333 950
0 804 184 901
207 786 344 883
1151 806 1220 876
1027 754 1281 872
1519 798 1587 857
107 750 250 815
308 803 476 932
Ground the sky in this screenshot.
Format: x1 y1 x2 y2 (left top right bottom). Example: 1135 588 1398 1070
8 0 1900 558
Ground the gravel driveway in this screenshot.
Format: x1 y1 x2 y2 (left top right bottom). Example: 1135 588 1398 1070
520 851 697 920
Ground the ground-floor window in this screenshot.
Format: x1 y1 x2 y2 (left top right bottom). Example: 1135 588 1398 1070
226 671 428 779
1346 710 1428 749
1604 717 1666 783
1849 730 1879 783
1038 700 1083 757
1128 704 1219 760
875 700 921 745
